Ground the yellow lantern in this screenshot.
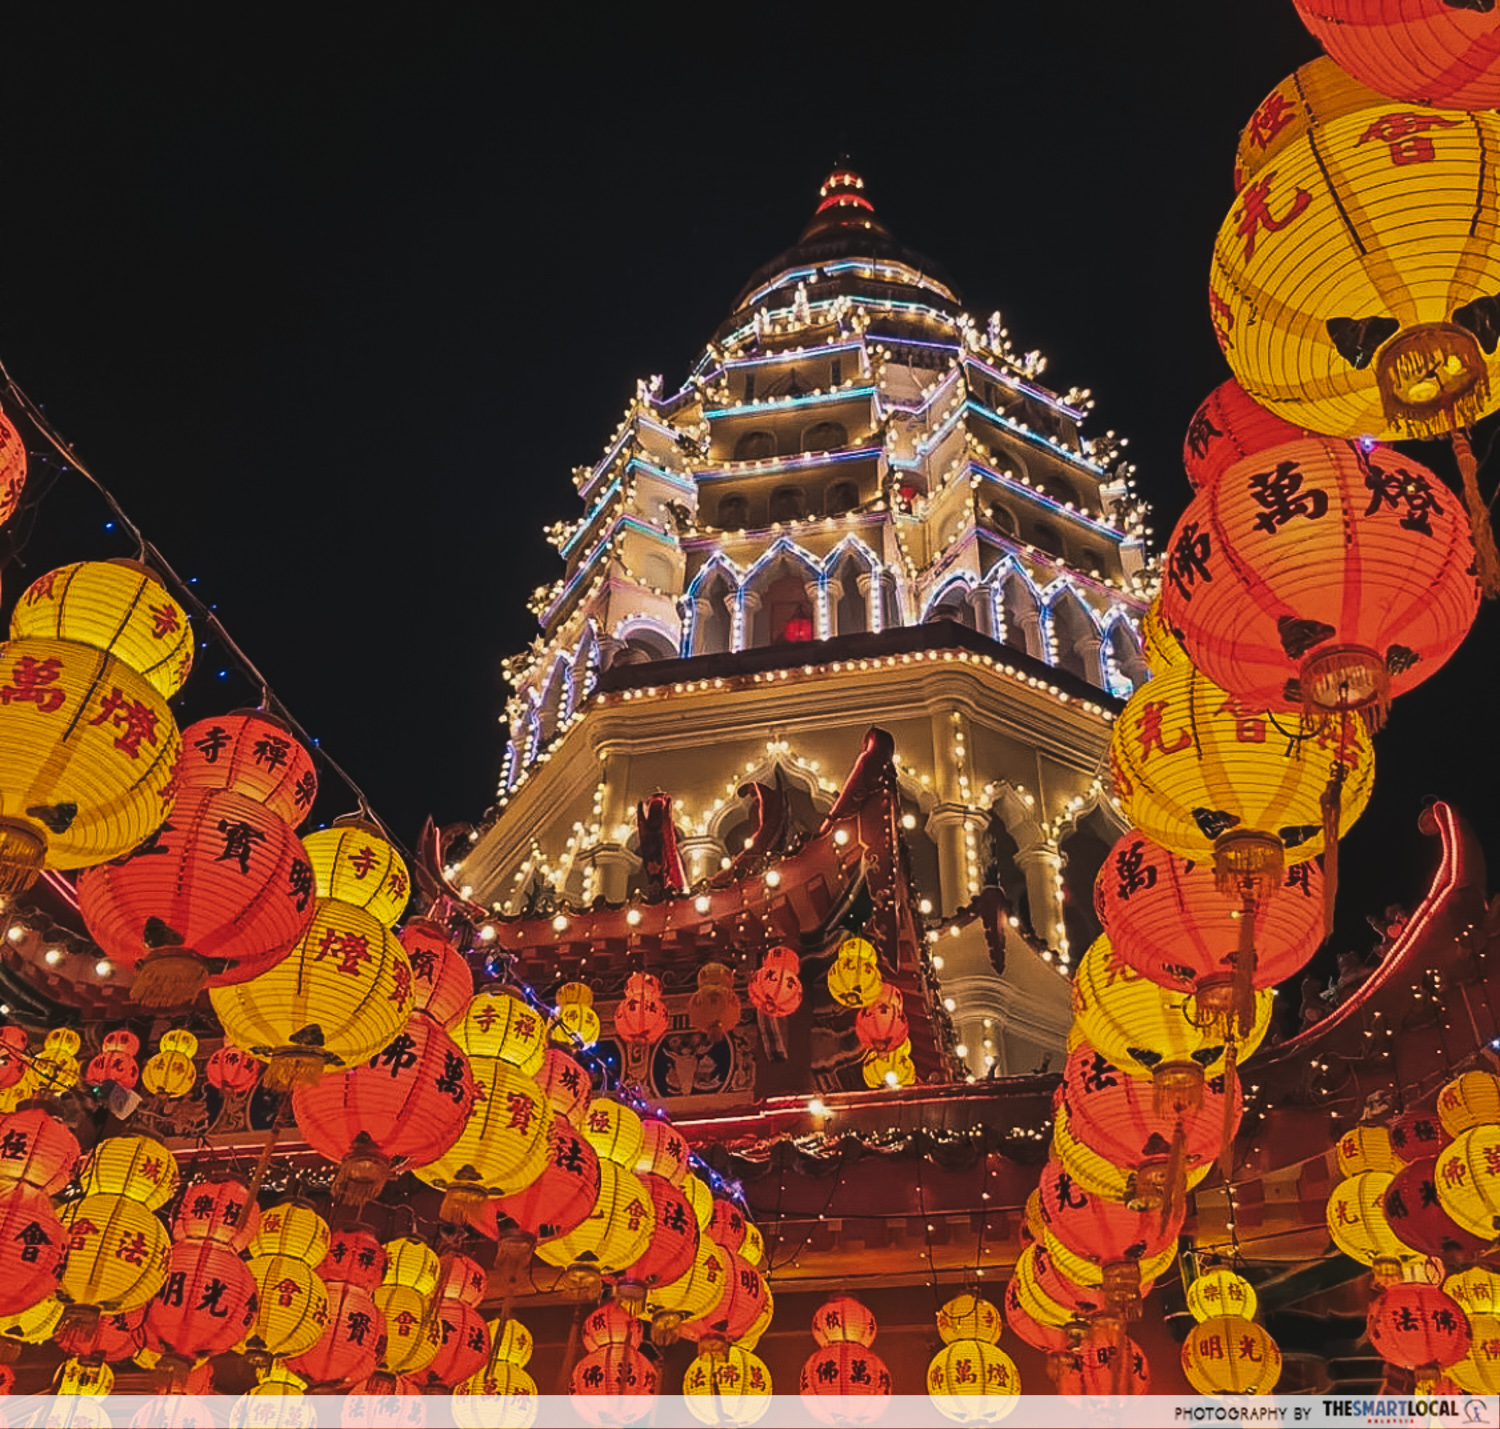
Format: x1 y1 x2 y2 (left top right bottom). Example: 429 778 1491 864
32 1027 82 1097
1024 1189 1045 1245
488 1314 535 1368
1450 1314 1500 1394
581 1096 645 1168
1182 1316 1282 1395
827 949 883 1009
0 637 180 892
1439 1073 1500 1138
453 1362 539 1429
1054 1102 1213 1206
1109 662 1373 884
56 1357 113 1396
0 1064 40 1113
1436 1126 1500 1239
1446 1267 1500 1320
454 989 547 1072
249 1202 329 1267
413 1056 550 1221
926 1340 1021 1424
374 1282 441 1375
536 1158 654 1276
1 1293 64 1345
1009 1245 1076 1329
302 824 410 927
1044 1232 1175 1291
937 1294 1004 1345
232 1372 316 1429
245 1254 329 1360
863 1040 915 1089
79 1134 179 1209
739 1287 774 1352
642 1239 729 1344
383 1237 440 1294
683 1174 715 1231
1141 597 1187 674
684 1344 773 1426
210 898 415 1089
1336 1125 1401 1177
1187 1269 1258 1323
141 1029 199 1098
58 1194 171 1313
740 1220 765 1269
1328 1171 1418 1273
554 983 600 1048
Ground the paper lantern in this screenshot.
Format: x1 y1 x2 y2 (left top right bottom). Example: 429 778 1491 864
1110 662 1373 885
1392 1108 1452 1162
56 1357 114 1396
0 1105 80 1195
1055 1336 1151 1400
747 947 802 1019
535 1158 654 1278
250 1202 330 1266
58 1194 171 1314
684 1344 772 1427
0 1183 65 1314
1338 1125 1401 1177
302 825 410 927
343 1378 424 1429
683 1174 715 1230
382 1237 439 1296
1184 378 1315 492
11 561 192 698
246 1254 331 1361
177 712 318 828
397 919 472 1027
641 1240 729 1346
681 1252 766 1351
1162 439 1478 720
709 1200 747 1259
374 1283 441 1376
1439 1072 1500 1137
812 1295 877 1346
207 1044 262 1094
1182 1317 1280 1395
1095 831 1323 999
1035 1158 1182 1273
146 1239 258 1366
488 1314 535 1368
854 984 907 1052
0 636 180 891
799 1342 891 1425
582 1301 643 1352
569 1344 659 1427
1450 1314 1500 1394
1053 1100 1213 1207
1140 597 1186 675
210 898 416 1090
619 1173 698 1292
582 1096 645 1168
1385 1155 1489 1259
1293 1 1500 109
80 788 316 1005
1 1291 64 1347
452 1362 538 1429
927 1340 1020 1424
424 1297 489 1388
1187 1269 1258 1323
536 1047 591 1125
293 1012 475 1204
1447 1267 1500 1321
0 1025 28 1090
32 1027 81 1096
89 1030 141 1090
688 962 741 1040
141 1030 199 1097
454 988 547 1073
1043 1232 1175 1302
322 1227 388 1290
827 940 883 1009
862 1039 916 1089
555 982 601 1048
55 1305 145 1363
437 1251 489 1307
614 972 668 1046
740 1221 765 1269
413 1056 550 1223
0 410 27 527
488 1115 601 1241
80 1135 179 1210
1328 1171 1417 1273
1437 1126 1500 1237
1002 1268 1077 1354
636 1116 690 1186
937 1295 1003 1346
173 1175 260 1251
1369 1283 1472 1369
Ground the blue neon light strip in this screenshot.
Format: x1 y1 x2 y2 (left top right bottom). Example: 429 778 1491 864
965 399 1106 477
561 478 623 558
545 514 678 627
966 460 1124 542
695 445 882 482
706 385 875 420
719 340 865 373
964 355 1086 422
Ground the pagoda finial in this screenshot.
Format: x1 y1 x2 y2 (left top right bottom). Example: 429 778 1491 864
814 161 874 220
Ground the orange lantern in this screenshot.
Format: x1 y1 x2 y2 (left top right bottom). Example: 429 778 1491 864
177 712 318 828
570 1344 659 1427
681 1250 766 1352
285 1280 384 1389
1369 1282 1472 1369
1056 1337 1152 1400
618 1172 698 1297
799 1342 892 1425
0 410 26 528
854 984 908 1053
709 1199 747 1258
811 1295 878 1346
87 1030 141 1090
688 963 740 1041
747 947 802 1019
206 1043 262 1094
487 1115 601 1242
636 1117 690 1186
0 1025 28 1090
173 1175 261 1251
0 1105 81 1194
397 918 472 1028
424 1297 489 1388
1392 1108 1452 1163
0 1182 65 1314
437 1251 489 1307
323 1226 388 1290
1384 1156 1489 1260
1184 378 1314 493
582 1301 643 1352
535 1158 655 1286
1035 1158 1182 1277
615 972 669 1046
145 1239 259 1371
536 1047 591 1125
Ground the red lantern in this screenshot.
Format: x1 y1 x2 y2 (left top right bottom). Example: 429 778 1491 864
709 1200 747 1258
799 1343 892 1424
1184 378 1314 492
1095 831 1324 998
424 1297 488 1387
0 411 27 528
323 1226 388 1290
1392 1110 1451 1164
1030 1246 1109 1319
0 1026 28 1090
1293 1 1500 109
344 1377 425 1429
1384 1157 1489 1260
87 1031 141 1091
635 1117 690 1186
619 1174 698 1291
681 1250 765 1348
583 1301 644 1352
1002 1275 1076 1354
145 1239 258 1368
173 1175 261 1251
1036 1159 1183 1270
0 1182 65 1314
0 1106 80 1194
569 1344 659 1426
614 973 668 1046
536 1047 592 1125
486 1116 600 1241
854 985 908 1053
79 788 317 1006
1369 1283 1472 1370
176 712 318 828
747 947 803 1018
206 1044 261 1094
1162 439 1479 722
397 919 472 1028
436 1252 488 1307
287 1279 384 1388
1054 1337 1151 1400
292 1014 476 1205
811 1294 878 1346
55 1307 145 1363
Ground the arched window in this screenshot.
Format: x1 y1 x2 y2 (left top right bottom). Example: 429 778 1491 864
743 552 819 648
803 420 848 453
1031 521 1065 558
998 574 1043 659
716 494 749 528
988 502 1018 537
617 628 677 665
826 480 860 515
690 568 737 656
1049 590 1103 685
1106 621 1150 694
769 486 806 522
828 550 873 637
926 584 977 630
733 430 776 462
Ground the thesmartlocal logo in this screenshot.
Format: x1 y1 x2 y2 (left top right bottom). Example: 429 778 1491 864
1318 1396 1493 1426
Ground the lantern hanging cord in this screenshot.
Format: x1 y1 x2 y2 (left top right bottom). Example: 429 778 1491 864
0 361 408 860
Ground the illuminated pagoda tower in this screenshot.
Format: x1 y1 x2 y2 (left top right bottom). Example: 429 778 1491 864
459 166 1154 1092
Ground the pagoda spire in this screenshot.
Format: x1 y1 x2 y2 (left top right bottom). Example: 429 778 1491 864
799 161 889 243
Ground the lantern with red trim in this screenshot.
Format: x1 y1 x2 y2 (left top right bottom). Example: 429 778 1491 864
206 1044 261 1094
1036 1158 1182 1282
614 973 668 1047
1055 1337 1152 1400
617 1173 698 1303
87 1031 141 1090
569 1343 659 1427
1292 1 1500 109
0 1182 65 1314
1184 378 1315 493
322 1227 388 1291
145 1238 258 1377
285 1280 384 1389
55 1306 145 1364
293 1013 476 1206
437 1252 488 1308
0 1105 80 1195
747 948 802 1019
799 1342 892 1425
424 1297 489 1388
854 985 907 1053
688 963 740 1041
0 411 26 528
177 712 318 827
536 1047 591 1125
173 1175 260 1251
487 1116 601 1243
811 1295 877 1346
583 1301 643 1352
397 918 472 1028
1392 1109 1451 1164
635 1116 690 1186
1003 1263 1084 1355
1369 1282 1472 1370
79 786 317 1007
682 1252 766 1355
1384 1157 1489 1260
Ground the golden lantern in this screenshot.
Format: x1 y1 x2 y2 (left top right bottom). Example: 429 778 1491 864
1054 1102 1213 1207
1 1292 64 1346
78 1135 179 1210
57 1194 171 1315
249 1202 330 1267
1043 1232 1175 1295
32 1027 82 1097
1439 1073 1500 1138
373 1282 441 1376
683 1174 715 1230
245 1254 329 1362
827 938 883 1009
1328 1171 1420 1276
684 1344 773 1427
488 1314 535 1368
937 1295 1004 1345
1436 1126 1500 1238
1186 1269 1258 1323
383 1237 440 1295
740 1221 765 1269
210 898 415 1089
1450 1314 1500 1394
302 824 410 927
926 1340 1021 1425
582 1096 646 1168
535 1158 655 1281
636 1117 691 1186
1140 598 1187 673
642 1239 729 1346
862 1040 916 1088
141 1029 199 1098
413 1056 550 1223
1337 1125 1401 1177
1446 1267 1500 1320
1008 1245 1077 1331
453 1362 539 1429
554 983 600 1048
688 962 742 1040
1182 1316 1282 1395
55 1357 113 1396
454 989 547 1073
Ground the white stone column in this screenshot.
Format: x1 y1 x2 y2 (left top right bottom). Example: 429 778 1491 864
1015 842 1065 952
591 846 634 904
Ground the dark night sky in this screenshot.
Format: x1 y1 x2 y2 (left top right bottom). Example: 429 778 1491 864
2 11 1495 960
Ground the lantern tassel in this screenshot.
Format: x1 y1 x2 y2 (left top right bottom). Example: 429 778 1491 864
262 1048 325 1093
1320 774 1343 943
333 1134 391 1208
438 1181 490 1228
1452 430 1500 601
131 951 208 1009
1159 1119 1188 1238
1218 1036 1239 1184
